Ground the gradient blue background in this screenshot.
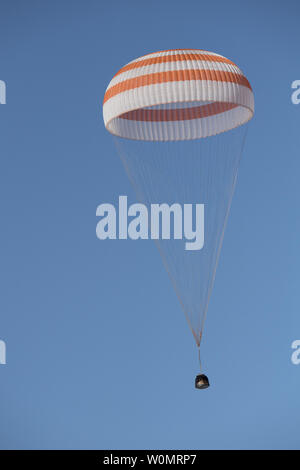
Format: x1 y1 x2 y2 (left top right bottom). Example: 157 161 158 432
0 0 299 450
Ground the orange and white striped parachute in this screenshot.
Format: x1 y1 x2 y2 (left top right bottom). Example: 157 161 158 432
103 49 254 140
103 49 254 373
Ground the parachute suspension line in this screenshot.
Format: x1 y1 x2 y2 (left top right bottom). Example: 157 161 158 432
114 138 145 204
115 137 200 347
114 125 250 351
199 126 249 337
198 346 202 372
154 237 199 344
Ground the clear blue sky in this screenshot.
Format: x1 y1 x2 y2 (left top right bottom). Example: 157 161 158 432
0 0 300 450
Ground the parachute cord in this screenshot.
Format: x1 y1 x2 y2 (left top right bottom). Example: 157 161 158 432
198 346 202 373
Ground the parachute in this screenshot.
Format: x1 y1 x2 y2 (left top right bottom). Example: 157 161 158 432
103 49 254 387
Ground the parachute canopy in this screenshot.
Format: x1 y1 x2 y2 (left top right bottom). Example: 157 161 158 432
103 49 254 141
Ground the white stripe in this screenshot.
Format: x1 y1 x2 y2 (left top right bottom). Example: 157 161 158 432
127 49 226 64
103 80 254 127
106 106 252 141
107 61 241 89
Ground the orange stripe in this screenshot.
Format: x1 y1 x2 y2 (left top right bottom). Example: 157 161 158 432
104 70 251 104
120 102 238 122
114 53 235 78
